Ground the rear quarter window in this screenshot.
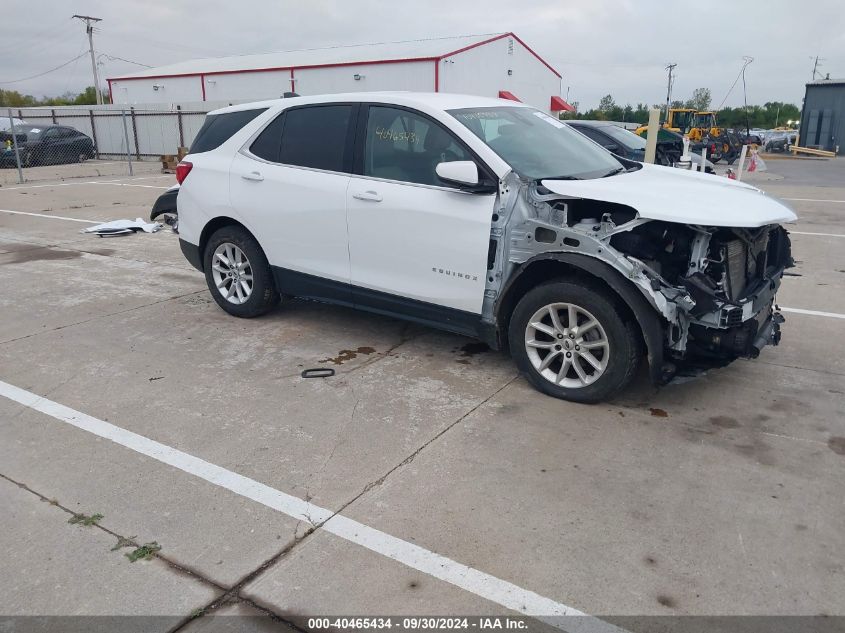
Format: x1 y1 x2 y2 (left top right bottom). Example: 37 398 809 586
190 108 268 154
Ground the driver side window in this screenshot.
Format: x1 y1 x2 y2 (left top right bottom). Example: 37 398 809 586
363 106 471 187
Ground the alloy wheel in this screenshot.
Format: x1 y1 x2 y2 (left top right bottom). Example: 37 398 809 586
211 242 254 305
524 302 610 388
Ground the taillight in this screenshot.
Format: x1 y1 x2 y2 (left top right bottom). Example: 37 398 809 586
175 161 193 184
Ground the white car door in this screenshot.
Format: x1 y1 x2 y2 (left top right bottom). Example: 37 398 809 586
347 105 496 320
229 104 356 296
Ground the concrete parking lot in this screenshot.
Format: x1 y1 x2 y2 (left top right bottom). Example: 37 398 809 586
1 158 843 631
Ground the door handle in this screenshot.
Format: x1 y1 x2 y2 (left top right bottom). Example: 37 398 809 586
241 171 264 182
352 190 382 202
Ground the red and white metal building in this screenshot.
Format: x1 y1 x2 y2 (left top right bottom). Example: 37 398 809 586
107 33 573 113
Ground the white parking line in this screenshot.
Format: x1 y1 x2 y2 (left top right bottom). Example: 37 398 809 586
0 180 169 192
85 182 170 189
789 231 845 238
0 209 98 224
781 307 845 320
0 379 621 632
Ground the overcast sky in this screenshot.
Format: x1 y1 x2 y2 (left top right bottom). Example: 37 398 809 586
2 0 843 109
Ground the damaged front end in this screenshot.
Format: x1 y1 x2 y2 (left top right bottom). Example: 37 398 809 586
483 172 794 384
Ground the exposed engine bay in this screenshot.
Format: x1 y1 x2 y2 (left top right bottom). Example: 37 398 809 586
483 172 794 383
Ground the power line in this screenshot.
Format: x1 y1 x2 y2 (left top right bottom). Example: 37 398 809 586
0 19 76 56
0 52 88 84
717 56 753 110
98 53 152 68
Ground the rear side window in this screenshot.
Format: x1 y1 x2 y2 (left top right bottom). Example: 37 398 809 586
278 105 353 172
190 108 267 154
249 113 286 162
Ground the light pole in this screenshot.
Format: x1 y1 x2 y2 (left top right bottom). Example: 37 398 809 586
741 56 753 136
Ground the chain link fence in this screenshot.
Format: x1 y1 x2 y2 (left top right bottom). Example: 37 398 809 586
1 103 217 185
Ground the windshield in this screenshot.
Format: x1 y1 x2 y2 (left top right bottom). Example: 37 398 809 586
11 125 43 139
599 124 647 150
448 106 623 180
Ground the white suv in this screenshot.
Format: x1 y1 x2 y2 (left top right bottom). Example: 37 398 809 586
176 92 796 402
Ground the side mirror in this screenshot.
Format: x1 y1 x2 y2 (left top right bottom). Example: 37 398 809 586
435 160 479 187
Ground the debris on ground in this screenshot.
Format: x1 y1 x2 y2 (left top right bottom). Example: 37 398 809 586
301 368 335 378
82 218 162 237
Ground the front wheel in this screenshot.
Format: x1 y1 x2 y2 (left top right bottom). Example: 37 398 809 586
203 225 280 318
508 281 641 403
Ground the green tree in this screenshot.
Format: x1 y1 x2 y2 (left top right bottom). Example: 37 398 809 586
598 94 616 113
73 86 101 105
686 87 712 111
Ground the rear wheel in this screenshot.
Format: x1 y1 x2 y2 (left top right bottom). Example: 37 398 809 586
203 225 280 318
509 281 641 403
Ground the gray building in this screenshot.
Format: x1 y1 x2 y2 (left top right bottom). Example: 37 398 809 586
799 78 845 155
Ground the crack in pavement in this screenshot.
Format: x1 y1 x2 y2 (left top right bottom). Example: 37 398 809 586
0 472 307 633
0 373 518 630
0 260 519 627
0 289 206 346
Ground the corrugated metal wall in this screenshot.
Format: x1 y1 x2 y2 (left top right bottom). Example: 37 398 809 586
799 84 844 155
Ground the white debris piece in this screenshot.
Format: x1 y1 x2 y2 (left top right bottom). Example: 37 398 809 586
82 218 162 237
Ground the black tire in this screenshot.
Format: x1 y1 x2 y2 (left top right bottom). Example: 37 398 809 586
203 225 280 318
710 154 721 164
508 280 641 403
23 150 35 167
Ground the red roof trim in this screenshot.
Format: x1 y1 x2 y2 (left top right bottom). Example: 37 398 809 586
108 57 437 83
438 33 511 58
508 32 562 79
498 90 521 102
107 33 562 83
550 96 575 112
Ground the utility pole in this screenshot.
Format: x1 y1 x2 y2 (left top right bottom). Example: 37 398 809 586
73 15 103 104
664 63 677 121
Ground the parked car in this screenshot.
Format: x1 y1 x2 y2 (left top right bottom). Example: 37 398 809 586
573 121 717 174
0 124 95 167
175 93 795 402
741 132 763 147
566 120 646 161
765 132 790 152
